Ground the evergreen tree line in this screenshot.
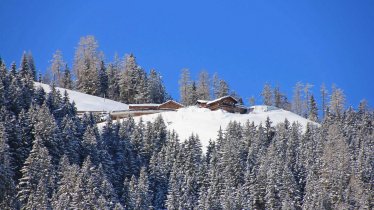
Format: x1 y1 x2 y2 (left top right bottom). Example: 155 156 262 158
178 70 352 123
1 56 373 209
259 82 355 122
44 35 169 104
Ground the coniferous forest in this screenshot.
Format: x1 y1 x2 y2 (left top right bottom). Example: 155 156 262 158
0 44 373 209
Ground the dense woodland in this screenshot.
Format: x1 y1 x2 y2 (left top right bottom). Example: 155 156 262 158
0 39 373 210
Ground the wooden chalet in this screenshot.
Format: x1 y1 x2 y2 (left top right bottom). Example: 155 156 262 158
197 96 248 114
158 100 184 110
110 100 184 119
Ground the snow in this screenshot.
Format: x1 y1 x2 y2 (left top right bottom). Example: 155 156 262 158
103 105 318 150
34 82 129 112
206 95 238 105
197 100 209 103
250 105 279 112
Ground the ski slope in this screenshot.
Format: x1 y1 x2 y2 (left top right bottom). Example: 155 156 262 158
130 106 318 150
34 82 129 112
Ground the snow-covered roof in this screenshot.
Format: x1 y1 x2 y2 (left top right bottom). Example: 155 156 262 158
129 104 160 107
206 95 238 105
160 100 184 107
34 82 129 112
196 100 209 104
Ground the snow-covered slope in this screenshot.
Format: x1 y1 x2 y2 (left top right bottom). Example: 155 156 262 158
130 106 317 150
34 82 129 112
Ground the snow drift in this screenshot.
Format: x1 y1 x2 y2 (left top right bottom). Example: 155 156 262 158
34 82 129 112
128 105 317 150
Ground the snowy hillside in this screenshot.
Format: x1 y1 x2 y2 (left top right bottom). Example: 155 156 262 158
118 106 318 150
34 82 129 112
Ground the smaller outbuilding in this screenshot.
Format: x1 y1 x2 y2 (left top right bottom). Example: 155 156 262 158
110 100 184 119
158 100 185 110
196 96 248 114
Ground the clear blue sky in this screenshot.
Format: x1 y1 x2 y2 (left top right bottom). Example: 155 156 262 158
1 0 373 107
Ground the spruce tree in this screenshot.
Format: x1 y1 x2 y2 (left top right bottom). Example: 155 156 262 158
61 64 73 89
120 54 139 103
107 63 121 101
98 60 108 98
308 94 318 122
17 136 54 208
0 122 17 209
34 103 63 165
148 69 167 103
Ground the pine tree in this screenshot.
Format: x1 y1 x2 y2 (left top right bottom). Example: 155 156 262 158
52 156 78 209
16 56 35 112
107 63 121 101
329 85 346 117
148 69 167 103
179 68 192 105
292 82 304 116
19 52 32 79
320 83 328 119
26 52 37 81
60 116 81 164
128 167 152 210
34 103 63 165
197 70 210 100
261 83 273 106
273 85 282 108
18 109 34 175
34 86 46 106
308 94 318 122
78 57 99 95
303 83 313 117
358 99 368 114
61 64 73 89
320 123 351 208
2 111 23 180
166 161 182 209
25 175 53 210
98 60 108 98
212 72 220 99
188 81 198 105
134 67 149 104
73 35 100 95
218 79 229 98
179 134 202 210
0 122 17 209
120 54 141 103
49 50 65 86
72 157 98 209
81 126 99 163
17 137 54 208
148 152 168 209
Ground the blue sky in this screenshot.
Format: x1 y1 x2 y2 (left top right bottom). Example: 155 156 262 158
1 0 373 107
